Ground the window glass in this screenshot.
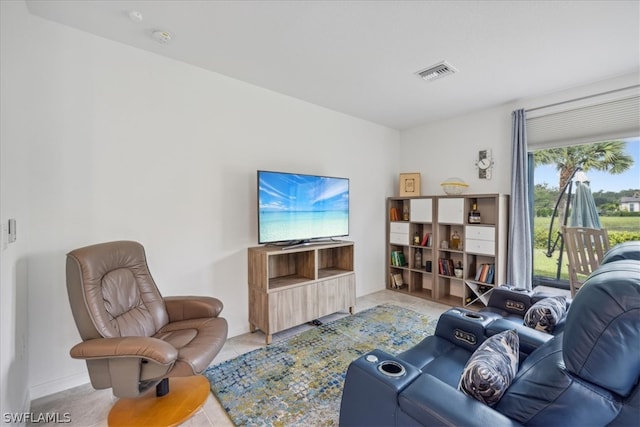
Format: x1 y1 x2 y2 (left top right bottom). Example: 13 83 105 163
532 137 640 287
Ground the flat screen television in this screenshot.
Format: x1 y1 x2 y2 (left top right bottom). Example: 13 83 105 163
257 170 349 245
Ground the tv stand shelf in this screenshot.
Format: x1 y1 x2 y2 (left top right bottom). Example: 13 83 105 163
248 241 355 344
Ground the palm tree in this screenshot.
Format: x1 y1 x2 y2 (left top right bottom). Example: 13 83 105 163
534 141 634 192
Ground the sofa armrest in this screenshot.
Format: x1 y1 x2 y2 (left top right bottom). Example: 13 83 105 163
485 287 535 316
339 349 421 426
434 308 502 353
164 296 224 321
399 373 523 427
70 336 178 365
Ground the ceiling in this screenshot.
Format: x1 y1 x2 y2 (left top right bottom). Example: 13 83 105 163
25 0 640 130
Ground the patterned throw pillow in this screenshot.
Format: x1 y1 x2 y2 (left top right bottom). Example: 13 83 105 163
523 296 567 334
458 329 519 407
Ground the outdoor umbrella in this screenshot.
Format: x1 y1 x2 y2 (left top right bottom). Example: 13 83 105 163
569 180 602 229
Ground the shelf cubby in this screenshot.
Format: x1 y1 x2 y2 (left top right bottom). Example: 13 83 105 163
387 194 508 308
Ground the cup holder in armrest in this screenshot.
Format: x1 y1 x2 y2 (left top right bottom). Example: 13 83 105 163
377 360 406 378
462 312 484 320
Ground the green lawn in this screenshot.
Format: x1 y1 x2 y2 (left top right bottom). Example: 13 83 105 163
598 216 640 231
533 216 639 279
534 248 569 279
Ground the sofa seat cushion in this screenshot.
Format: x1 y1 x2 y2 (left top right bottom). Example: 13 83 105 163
459 329 519 406
154 316 228 376
421 345 474 387
397 335 462 372
397 335 474 388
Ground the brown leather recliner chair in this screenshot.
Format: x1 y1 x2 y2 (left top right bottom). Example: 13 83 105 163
66 240 228 412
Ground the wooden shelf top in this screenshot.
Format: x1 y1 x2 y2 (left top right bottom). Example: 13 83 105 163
250 240 354 254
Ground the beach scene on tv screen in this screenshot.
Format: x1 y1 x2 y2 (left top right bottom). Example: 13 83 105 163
259 172 349 243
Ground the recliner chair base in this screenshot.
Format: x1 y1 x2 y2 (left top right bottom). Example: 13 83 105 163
107 376 210 427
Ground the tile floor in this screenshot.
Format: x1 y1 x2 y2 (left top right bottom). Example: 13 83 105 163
28 287 568 427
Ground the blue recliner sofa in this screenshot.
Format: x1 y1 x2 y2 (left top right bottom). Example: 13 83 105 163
339 245 640 426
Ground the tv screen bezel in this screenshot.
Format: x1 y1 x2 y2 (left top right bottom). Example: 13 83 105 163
257 170 350 245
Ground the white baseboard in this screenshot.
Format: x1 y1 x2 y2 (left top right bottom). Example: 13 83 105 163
29 371 90 401
228 325 251 338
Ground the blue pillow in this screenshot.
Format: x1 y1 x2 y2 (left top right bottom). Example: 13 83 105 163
458 329 519 406
523 296 567 334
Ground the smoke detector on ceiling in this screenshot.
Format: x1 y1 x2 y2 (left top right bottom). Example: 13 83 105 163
416 61 458 82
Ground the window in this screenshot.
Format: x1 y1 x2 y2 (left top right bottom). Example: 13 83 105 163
523 87 639 289
531 137 640 287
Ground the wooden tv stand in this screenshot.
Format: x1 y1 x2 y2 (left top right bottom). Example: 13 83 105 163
248 241 355 344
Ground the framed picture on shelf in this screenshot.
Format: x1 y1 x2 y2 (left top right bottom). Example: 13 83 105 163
399 173 421 196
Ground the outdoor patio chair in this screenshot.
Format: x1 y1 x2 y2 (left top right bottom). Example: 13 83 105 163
562 226 610 297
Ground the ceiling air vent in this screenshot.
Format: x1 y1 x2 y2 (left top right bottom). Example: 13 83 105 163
416 61 458 82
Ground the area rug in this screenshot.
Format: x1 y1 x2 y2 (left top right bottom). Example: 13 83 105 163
204 304 436 426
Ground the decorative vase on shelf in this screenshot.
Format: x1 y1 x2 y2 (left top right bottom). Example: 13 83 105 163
469 202 481 224
454 261 463 278
450 231 461 250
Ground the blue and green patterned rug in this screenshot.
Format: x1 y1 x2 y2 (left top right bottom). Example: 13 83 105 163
204 304 436 426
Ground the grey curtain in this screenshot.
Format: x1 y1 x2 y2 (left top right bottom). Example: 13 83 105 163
507 109 533 289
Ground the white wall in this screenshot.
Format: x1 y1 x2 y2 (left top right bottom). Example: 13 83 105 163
0 1 32 418
400 105 513 196
0 1 399 407
399 72 640 197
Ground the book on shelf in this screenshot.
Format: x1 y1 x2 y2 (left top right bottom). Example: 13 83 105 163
391 250 407 267
487 264 495 284
438 258 455 276
480 264 489 282
390 207 402 221
474 263 495 284
420 232 431 247
390 272 405 289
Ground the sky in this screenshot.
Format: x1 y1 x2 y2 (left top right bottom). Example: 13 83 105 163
534 137 640 192
259 171 349 211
